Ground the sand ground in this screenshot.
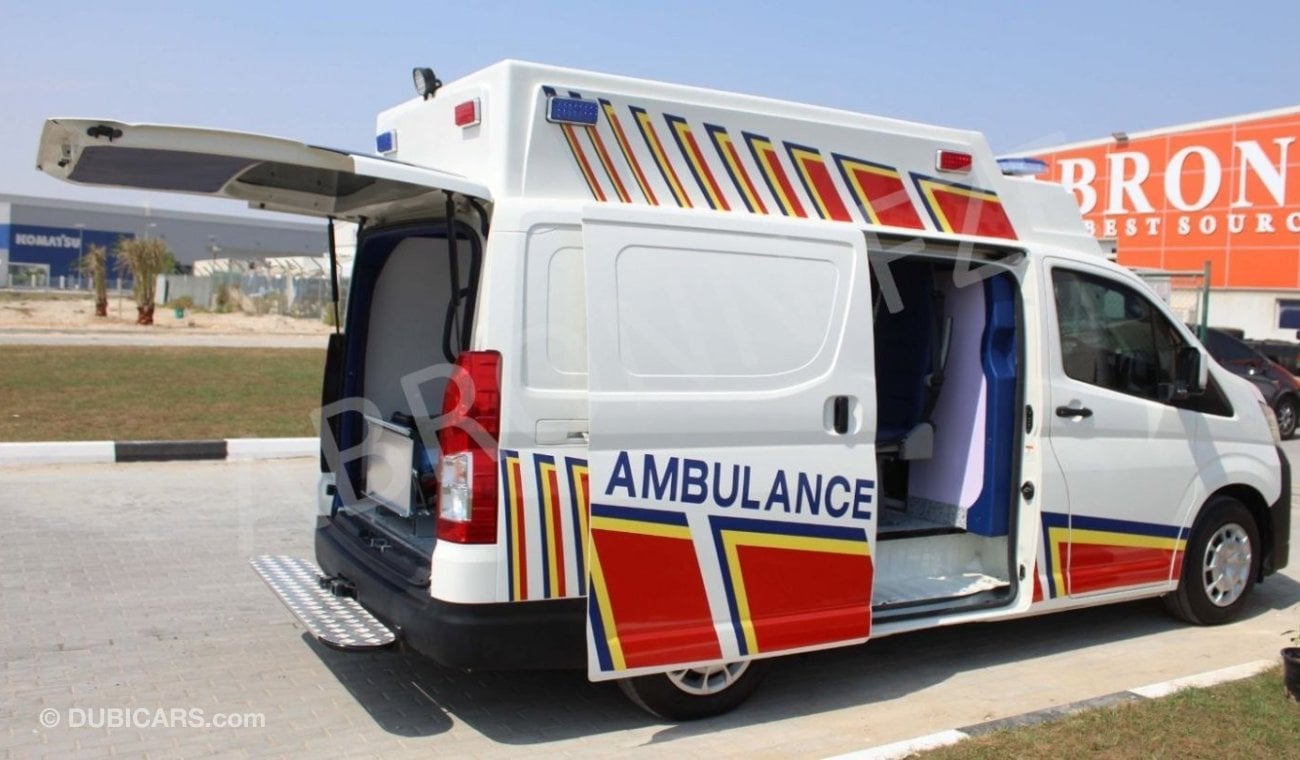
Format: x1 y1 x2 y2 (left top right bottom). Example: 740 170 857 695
0 292 332 336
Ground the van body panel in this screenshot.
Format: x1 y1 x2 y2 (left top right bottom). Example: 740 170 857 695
478 202 592 606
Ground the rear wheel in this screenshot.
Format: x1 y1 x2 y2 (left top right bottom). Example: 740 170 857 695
1163 496 1259 625
618 660 770 720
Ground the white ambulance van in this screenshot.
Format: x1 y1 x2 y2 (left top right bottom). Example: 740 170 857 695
36 61 1290 720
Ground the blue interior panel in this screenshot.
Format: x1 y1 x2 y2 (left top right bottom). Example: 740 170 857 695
965 273 1018 537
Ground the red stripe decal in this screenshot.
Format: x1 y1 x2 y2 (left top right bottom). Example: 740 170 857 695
510 458 529 599
786 143 851 221
631 106 692 208
561 123 606 201
736 543 871 651
744 133 807 218
547 465 566 597
666 114 729 211
591 519 721 668
913 175 1018 239
600 99 658 205
832 153 924 229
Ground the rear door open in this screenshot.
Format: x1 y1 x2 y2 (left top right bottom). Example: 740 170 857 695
36 118 489 220
582 206 879 680
37 117 492 515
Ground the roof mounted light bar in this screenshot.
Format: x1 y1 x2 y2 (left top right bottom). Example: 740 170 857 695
997 157 1049 176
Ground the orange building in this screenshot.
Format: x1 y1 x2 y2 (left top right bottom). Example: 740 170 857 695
1030 106 1300 340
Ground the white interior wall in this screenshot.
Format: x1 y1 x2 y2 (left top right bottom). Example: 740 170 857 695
364 237 468 420
908 279 987 510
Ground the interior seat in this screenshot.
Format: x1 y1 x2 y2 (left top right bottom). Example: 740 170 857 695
874 261 950 460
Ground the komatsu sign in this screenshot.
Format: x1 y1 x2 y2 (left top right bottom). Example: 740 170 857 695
35 60 1290 721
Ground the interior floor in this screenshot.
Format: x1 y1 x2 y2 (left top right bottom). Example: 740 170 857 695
872 532 1011 608
873 571 1008 609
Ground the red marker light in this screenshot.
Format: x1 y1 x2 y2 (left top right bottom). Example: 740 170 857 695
936 150 973 173
454 99 481 128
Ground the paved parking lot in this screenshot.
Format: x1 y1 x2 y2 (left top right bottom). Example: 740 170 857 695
3 449 1299 758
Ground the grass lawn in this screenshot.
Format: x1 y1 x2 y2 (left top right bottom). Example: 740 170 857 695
923 667 1299 759
0 346 325 441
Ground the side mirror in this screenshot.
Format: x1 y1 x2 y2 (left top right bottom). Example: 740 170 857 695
1177 345 1207 397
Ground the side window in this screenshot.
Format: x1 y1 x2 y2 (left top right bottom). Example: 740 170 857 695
1052 269 1183 402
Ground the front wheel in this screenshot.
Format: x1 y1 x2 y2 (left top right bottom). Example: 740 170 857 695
618 659 771 720
1275 396 1297 439
1163 496 1259 625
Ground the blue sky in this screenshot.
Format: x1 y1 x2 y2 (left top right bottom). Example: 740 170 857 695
4 1 1298 215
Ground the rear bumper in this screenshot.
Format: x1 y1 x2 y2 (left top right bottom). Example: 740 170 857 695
1265 445 1291 576
314 518 585 670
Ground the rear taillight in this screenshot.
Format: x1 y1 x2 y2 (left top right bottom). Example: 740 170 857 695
436 351 501 543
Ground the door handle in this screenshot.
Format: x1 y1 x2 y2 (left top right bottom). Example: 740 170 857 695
1055 405 1093 419
832 396 850 434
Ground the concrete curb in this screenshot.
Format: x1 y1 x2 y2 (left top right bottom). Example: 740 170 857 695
0 437 317 466
826 659 1277 760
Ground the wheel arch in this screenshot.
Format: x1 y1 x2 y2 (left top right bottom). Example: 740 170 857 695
1203 483 1273 581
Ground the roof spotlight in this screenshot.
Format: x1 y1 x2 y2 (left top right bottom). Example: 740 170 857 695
413 67 442 100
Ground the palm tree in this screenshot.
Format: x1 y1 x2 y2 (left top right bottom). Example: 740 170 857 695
77 243 110 317
114 237 173 325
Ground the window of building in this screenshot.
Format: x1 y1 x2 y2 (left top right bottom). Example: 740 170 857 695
1277 299 1300 330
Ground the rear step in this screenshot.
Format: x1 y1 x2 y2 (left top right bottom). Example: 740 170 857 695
250 555 396 651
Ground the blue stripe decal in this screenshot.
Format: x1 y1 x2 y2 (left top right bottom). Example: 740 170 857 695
708 514 870 541
708 517 749 656
587 592 614 671
590 503 689 527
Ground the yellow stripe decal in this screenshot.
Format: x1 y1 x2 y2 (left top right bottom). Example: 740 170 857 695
630 105 692 208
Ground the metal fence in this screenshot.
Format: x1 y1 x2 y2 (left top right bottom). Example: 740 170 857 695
1135 264 1211 335
4 269 344 322
159 273 347 320
5 266 134 293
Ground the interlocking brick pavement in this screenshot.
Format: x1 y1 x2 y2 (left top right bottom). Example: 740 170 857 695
2 452 1298 758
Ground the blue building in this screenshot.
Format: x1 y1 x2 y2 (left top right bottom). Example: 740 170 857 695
0 193 325 286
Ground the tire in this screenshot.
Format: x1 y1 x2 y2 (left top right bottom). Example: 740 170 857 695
1274 396 1297 440
1163 496 1259 625
617 659 771 721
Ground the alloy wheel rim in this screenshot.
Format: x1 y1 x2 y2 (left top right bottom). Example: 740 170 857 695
1279 403 1296 434
1202 522 1252 607
666 662 750 695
